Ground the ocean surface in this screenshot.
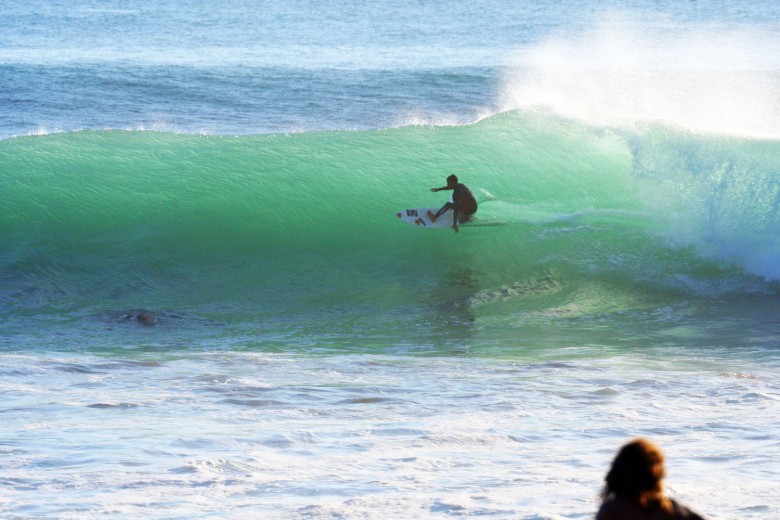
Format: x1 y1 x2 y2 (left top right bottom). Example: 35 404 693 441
2 1 780 518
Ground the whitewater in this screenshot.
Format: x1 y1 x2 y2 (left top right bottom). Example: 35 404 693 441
2 1 780 518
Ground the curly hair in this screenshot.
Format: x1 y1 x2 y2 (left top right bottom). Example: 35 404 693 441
602 438 674 513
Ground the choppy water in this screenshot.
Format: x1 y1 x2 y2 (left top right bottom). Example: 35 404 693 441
2 1 780 518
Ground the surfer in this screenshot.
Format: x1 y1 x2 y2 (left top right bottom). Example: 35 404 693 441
596 438 706 520
428 174 477 233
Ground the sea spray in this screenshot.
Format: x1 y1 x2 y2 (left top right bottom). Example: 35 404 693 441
500 13 780 138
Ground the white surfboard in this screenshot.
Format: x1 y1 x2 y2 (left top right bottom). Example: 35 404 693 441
396 208 456 228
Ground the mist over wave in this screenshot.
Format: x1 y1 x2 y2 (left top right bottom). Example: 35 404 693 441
1 11 779 332
491 15 780 281
500 14 780 139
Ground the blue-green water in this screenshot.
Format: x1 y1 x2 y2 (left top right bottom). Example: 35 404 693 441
3 113 779 351
1 1 780 518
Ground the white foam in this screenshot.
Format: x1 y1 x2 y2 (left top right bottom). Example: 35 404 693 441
2 351 778 518
500 13 780 139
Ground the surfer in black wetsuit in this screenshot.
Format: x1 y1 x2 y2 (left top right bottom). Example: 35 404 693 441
428 174 477 233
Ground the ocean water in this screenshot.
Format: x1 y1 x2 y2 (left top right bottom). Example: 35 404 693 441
2 1 780 518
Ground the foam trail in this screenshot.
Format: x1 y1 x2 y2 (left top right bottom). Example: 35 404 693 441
500 14 780 138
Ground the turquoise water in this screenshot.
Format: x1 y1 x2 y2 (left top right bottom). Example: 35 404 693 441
3 113 778 352
2 1 780 518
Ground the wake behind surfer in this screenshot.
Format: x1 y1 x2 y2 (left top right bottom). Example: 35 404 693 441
428 174 477 233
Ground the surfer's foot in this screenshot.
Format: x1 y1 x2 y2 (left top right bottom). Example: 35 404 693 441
427 210 437 222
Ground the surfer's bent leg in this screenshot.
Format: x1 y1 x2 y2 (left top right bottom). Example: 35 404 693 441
434 202 454 218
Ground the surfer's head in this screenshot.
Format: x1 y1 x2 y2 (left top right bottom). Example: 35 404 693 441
446 174 458 187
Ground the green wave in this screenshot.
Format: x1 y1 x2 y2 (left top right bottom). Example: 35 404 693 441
2 111 778 321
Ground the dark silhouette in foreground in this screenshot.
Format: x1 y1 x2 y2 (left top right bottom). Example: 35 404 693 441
596 438 706 520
